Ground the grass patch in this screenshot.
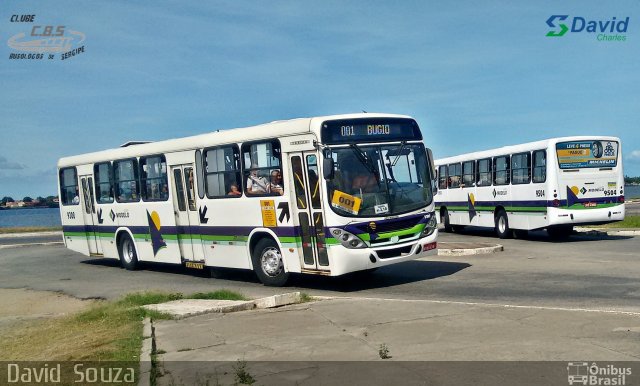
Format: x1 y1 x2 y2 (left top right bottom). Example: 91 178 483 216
0 226 61 234
0 289 248 362
299 292 314 303
585 215 640 229
189 290 248 301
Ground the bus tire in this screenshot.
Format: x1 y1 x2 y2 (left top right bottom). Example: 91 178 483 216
118 233 139 270
252 238 289 287
547 225 573 240
494 210 511 239
442 209 453 233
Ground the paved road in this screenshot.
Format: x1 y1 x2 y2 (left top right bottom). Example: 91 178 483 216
1 230 638 313
626 200 640 216
0 232 62 246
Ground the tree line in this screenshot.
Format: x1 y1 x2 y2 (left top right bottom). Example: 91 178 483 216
1 196 59 208
625 176 640 184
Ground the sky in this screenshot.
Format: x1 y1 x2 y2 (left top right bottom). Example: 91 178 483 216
1 0 639 199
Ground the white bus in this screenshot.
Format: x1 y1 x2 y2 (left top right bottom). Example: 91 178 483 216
58 113 439 286
434 136 625 239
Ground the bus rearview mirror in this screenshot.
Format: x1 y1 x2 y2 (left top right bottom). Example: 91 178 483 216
323 158 334 180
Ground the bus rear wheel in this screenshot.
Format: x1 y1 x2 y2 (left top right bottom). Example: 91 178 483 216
494 210 512 239
118 234 139 270
252 238 289 287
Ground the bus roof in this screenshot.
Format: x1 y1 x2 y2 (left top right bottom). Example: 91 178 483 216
435 136 621 165
58 112 412 168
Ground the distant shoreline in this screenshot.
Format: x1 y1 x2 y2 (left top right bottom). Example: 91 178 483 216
0 206 59 210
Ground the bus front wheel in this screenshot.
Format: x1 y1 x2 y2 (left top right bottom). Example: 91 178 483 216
252 238 289 287
118 234 139 270
494 210 512 239
442 209 453 233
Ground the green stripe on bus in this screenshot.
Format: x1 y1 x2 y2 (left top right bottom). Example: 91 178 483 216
377 223 426 239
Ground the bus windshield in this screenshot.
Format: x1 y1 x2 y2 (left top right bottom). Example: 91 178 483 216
326 143 433 217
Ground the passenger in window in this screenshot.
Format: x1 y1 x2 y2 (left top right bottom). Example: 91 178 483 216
130 181 137 200
268 170 284 195
161 184 169 199
228 183 242 196
72 187 80 204
246 164 269 195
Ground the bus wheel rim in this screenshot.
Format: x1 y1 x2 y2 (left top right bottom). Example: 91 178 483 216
261 247 283 277
498 217 506 233
123 239 133 263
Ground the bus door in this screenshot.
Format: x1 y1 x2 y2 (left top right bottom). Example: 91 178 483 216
289 153 330 272
170 164 205 263
79 175 101 255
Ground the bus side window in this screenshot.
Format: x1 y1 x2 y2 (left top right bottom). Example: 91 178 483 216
140 155 168 201
241 140 282 196
476 158 492 187
438 165 448 189
204 145 242 198
532 150 547 183
59 167 79 206
94 162 114 204
511 152 531 184
493 156 510 186
114 159 140 203
448 163 461 188
462 161 475 187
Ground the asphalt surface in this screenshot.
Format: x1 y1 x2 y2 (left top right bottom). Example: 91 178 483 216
626 200 640 216
1 229 638 313
0 232 62 246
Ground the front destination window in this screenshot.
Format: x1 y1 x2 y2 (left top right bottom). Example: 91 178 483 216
326 143 433 217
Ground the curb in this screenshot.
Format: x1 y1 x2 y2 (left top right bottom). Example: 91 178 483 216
0 231 62 239
143 292 303 320
437 242 503 256
139 317 153 386
0 241 64 249
575 228 640 236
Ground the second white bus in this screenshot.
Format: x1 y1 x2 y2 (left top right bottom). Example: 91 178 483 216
435 136 625 238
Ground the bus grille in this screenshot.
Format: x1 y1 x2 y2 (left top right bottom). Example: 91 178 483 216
353 215 422 234
376 245 413 259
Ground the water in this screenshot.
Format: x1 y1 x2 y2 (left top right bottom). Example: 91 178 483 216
626 184 640 199
0 207 61 228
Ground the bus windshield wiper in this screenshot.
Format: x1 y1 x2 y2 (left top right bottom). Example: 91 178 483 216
349 144 380 184
391 141 407 167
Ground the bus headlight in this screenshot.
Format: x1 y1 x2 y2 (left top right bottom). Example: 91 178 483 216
329 228 367 249
421 215 438 237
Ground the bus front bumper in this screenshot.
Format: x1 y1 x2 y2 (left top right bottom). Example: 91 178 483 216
328 231 439 276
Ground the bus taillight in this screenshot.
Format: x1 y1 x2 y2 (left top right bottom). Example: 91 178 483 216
619 195 625 203
552 199 560 207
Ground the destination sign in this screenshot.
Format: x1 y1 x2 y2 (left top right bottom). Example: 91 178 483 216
321 118 422 144
556 140 618 169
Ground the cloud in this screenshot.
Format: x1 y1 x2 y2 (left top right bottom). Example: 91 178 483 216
626 150 640 163
0 156 26 170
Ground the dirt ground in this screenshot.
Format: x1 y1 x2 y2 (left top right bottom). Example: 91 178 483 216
0 288 92 339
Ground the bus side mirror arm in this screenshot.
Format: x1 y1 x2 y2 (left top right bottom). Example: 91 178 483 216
323 158 334 180
426 147 437 195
